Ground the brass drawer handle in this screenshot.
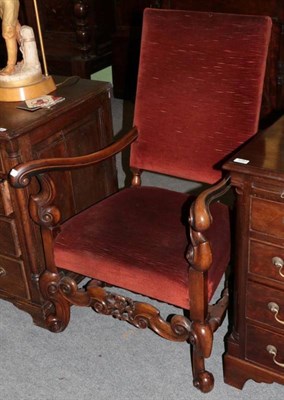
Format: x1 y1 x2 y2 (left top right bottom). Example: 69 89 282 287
0 267 6 277
272 257 284 278
268 302 284 325
266 345 284 368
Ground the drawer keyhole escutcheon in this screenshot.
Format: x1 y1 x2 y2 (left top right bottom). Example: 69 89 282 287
272 257 284 278
0 267 6 277
266 345 284 368
267 302 284 325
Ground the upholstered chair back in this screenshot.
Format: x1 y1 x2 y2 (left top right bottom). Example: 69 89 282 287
131 9 271 183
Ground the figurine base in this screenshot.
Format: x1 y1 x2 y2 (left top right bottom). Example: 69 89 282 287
0 75 56 102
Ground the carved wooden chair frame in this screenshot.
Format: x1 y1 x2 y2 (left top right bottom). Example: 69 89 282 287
9 126 230 393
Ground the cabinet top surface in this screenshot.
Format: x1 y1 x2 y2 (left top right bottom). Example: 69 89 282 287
223 116 284 180
0 77 111 141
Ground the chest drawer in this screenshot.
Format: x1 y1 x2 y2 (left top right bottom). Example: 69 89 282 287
246 324 284 374
0 255 30 299
249 240 284 284
250 198 284 239
247 281 284 331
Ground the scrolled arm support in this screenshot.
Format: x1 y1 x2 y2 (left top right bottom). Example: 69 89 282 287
190 176 231 232
28 173 61 228
8 127 138 189
187 176 231 272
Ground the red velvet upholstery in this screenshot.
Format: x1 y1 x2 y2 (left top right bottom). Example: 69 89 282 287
131 9 272 183
54 187 230 309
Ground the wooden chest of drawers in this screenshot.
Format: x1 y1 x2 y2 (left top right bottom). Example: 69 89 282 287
0 78 117 329
223 117 284 388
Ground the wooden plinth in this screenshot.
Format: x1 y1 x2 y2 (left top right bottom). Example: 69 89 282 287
0 75 56 102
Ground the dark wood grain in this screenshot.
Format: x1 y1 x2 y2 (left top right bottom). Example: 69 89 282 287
223 117 284 389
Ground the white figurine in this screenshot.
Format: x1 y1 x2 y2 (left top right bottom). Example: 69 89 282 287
18 25 42 75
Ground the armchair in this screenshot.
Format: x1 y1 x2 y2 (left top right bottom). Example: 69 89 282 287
8 9 271 393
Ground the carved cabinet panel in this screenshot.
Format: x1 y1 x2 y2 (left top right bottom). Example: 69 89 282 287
0 78 118 328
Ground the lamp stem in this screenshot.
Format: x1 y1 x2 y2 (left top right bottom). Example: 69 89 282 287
33 0 49 76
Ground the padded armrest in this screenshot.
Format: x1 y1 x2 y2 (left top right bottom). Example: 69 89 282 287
8 127 138 188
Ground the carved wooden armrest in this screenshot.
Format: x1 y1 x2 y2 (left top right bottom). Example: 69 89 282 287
190 176 231 232
187 176 231 272
8 127 138 188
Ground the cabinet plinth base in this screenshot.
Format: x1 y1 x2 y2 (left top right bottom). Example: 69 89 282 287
223 354 284 389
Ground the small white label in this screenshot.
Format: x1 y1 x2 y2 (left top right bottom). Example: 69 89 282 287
0 127 7 132
10 168 19 177
233 158 250 164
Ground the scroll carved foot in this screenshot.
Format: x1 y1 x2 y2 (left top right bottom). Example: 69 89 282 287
190 321 215 392
193 370 214 393
39 271 71 333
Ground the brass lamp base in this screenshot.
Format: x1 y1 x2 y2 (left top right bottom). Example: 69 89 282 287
0 75 56 102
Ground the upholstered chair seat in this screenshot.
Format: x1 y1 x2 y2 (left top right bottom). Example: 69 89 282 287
54 186 230 309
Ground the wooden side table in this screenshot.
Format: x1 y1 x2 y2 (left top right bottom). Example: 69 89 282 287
223 117 284 389
0 77 118 329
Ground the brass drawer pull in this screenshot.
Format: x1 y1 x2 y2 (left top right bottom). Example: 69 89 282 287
268 302 284 325
272 257 284 278
266 345 284 368
0 267 6 277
